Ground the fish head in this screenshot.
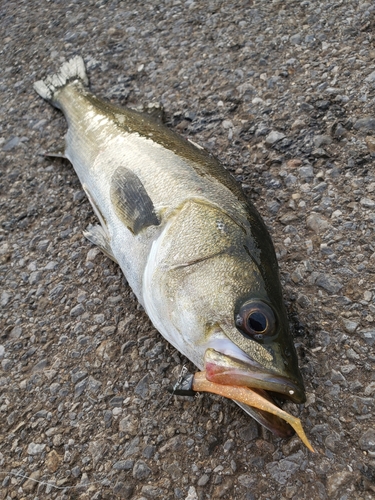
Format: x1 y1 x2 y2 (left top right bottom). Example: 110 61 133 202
205 292 306 405
152 201 306 435
183 255 306 436
159 205 305 435
168 246 305 393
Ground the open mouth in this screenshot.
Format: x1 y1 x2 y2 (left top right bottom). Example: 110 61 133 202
204 348 306 404
202 348 309 443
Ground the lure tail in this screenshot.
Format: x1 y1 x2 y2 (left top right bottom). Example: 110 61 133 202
33 56 88 107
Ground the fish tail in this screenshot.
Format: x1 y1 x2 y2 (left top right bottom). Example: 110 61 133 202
33 55 88 107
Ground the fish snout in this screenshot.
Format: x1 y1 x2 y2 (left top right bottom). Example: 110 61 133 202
203 348 306 403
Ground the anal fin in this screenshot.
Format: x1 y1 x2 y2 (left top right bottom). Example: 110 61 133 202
110 166 160 235
83 224 118 264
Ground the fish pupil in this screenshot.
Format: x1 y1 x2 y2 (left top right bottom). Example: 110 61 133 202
248 312 267 332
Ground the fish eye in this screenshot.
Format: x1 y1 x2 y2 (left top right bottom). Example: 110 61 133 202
235 300 277 340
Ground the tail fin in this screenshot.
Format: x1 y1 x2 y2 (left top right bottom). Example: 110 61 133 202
33 55 88 104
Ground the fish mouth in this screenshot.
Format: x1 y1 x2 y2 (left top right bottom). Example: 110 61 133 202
204 348 306 438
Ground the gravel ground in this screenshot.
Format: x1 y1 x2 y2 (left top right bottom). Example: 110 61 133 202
1 1 375 499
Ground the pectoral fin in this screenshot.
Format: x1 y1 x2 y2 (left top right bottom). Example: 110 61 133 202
83 224 118 263
110 166 160 235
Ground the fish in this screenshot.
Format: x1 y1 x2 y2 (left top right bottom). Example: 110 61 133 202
34 56 312 449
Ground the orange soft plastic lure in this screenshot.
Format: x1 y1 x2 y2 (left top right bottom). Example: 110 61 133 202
192 371 314 452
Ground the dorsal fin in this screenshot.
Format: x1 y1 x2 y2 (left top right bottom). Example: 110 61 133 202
144 102 165 123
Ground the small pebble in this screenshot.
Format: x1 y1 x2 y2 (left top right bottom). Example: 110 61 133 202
265 130 286 145
70 304 85 317
342 318 359 334
133 460 152 480
27 443 46 455
185 486 198 500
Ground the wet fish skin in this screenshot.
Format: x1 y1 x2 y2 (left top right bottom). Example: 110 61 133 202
34 56 307 436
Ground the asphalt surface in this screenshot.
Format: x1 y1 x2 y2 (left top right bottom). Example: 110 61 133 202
1 1 375 499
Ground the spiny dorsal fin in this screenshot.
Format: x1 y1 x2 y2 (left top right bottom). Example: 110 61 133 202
144 102 165 123
110 166 160 235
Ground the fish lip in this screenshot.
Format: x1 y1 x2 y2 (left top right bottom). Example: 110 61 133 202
204 348 306 404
